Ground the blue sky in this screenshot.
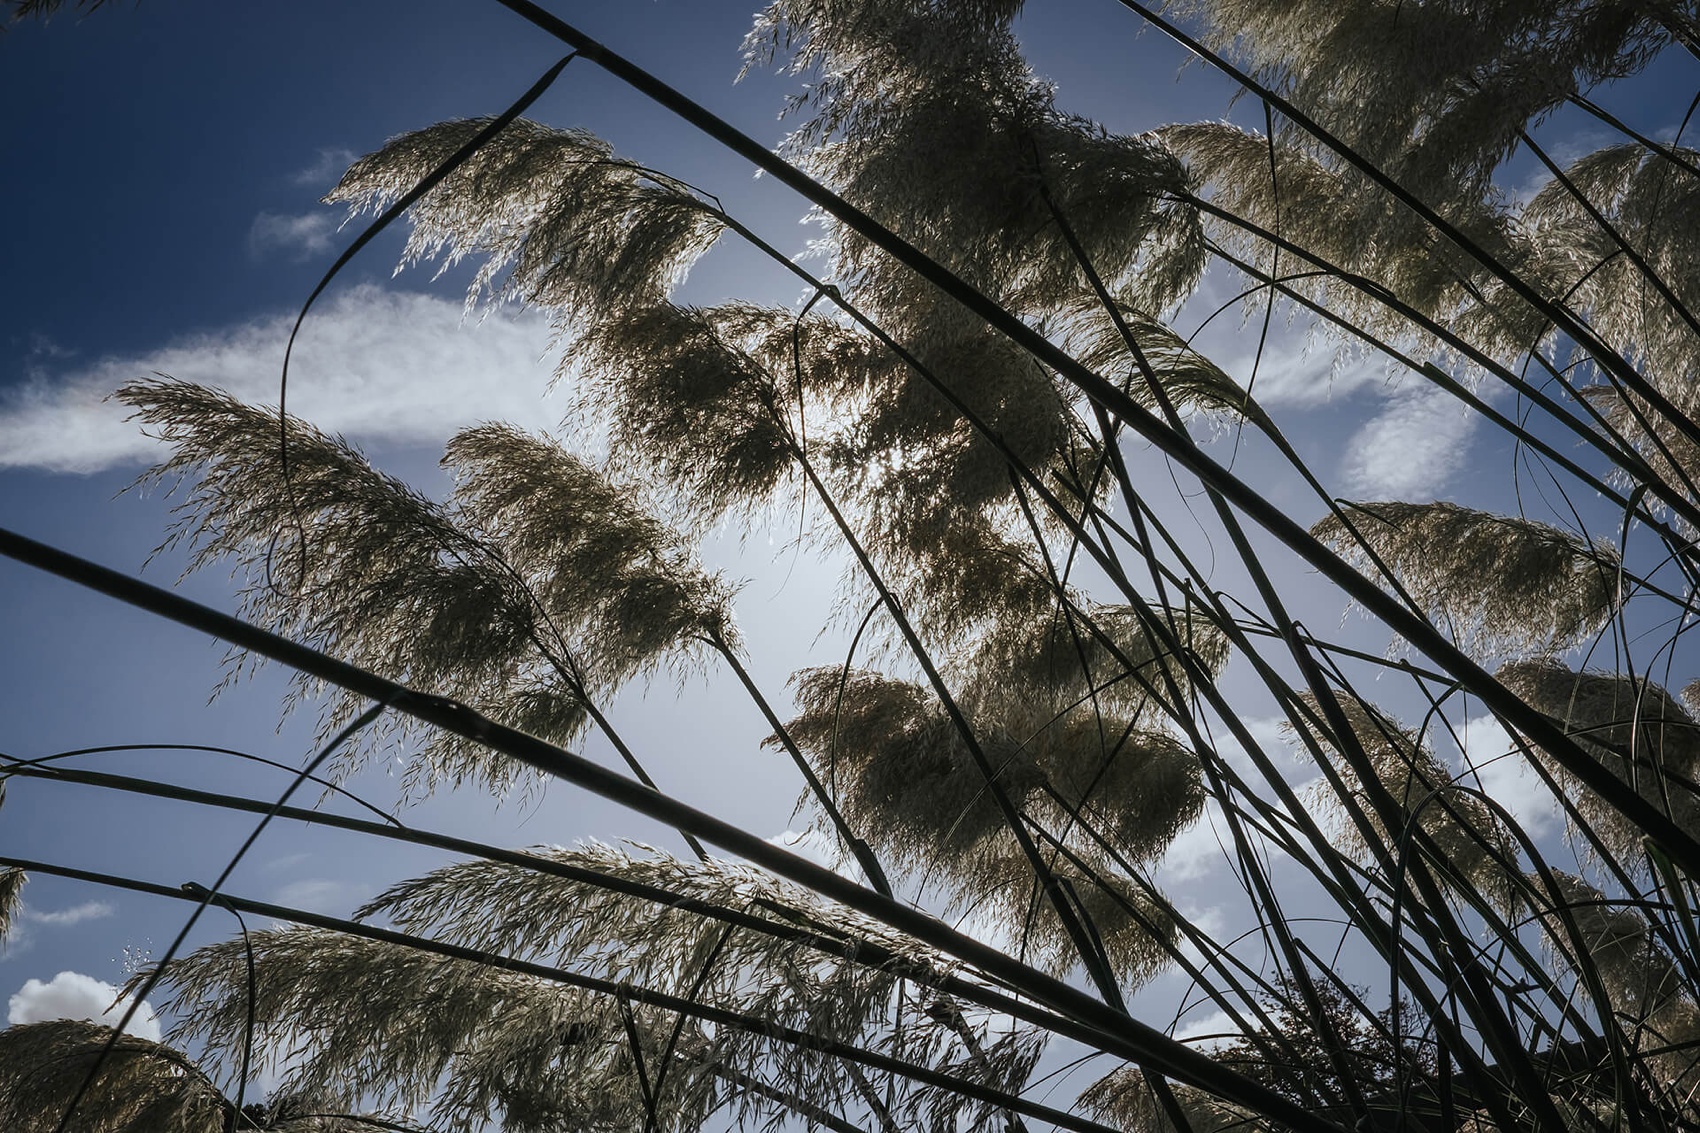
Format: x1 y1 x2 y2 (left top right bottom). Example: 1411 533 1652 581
0 0 1676 1098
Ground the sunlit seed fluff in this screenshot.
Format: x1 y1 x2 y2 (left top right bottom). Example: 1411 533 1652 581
1168 0 1663 201
328 118 724 327
152 930 724 1133
814 327 1078 596
1522 143 1700 406
354 841 948 1010
820 100 1202 319
788 663 1203 911
1582 384 1700 522
1162 120 1532 361
118 379 543 794
747 0 1040 161
751 0 1203 318
0 868 22 946
0 1019 227 1133
784 666 1044 869
807 70 1203 328
960 598 1232 724
852 513 1059 651
117 379 733 798
957 846 1180 986
1311 500 1622 658
153 851 1045 1133
574 302 804 524
1080 1068 1259 1133
1059 295 1263 423
1159 7 1700 404
445 422 739 662
1029 717 1205 866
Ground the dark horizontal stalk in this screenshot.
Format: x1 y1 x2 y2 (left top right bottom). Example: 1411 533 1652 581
0 742 402 828
0 758 1070 1038
24 757 1284 1131
707 1060 870 1133
271 1114 436 1133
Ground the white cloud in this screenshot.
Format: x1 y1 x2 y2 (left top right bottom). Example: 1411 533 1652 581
19 901 114 928
4 901 118 956
1177 268 1386 408
291 147 359 190
264 851 312 873
249 210 340 259
0 285 561 474
8 970 161 1042
1508 126 1617 205
1172 1006 1240 1048
1159 805 1229 882
1455 713 1560 838
1208 716 1294 775
1172 903 1226 970
766 828 867 884
1158 718 1297 884
270 878 369 915
1340 384 1479 497
1219 336 1368 409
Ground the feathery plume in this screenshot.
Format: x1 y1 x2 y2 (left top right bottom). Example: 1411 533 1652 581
0 1020 226 1133
1497 659 1700 860
1312 501 1621 658
119 379 732 795
0 867 22 945
330 119 723 327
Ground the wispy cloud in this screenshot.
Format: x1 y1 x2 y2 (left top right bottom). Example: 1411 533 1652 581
1159 804 1230 882
1178 269 1385 408
1173 903 1226 970
270 878 370 916
249 210 340 260
4 900 118 956
0 285 561 474
291 146 359 191
7 970 160 1042
1509 125 1617 205
1208 715 1293 775
19 901 114 928
1172 1007 1241 1048
1341 384 1479 497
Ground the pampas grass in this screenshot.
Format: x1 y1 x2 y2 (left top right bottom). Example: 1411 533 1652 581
1312 501 1621 658
1497 659 1700 860
119 379 732 796
0 1020 226 1133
